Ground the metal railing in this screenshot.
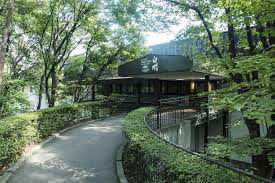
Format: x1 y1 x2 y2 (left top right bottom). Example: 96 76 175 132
144 95 275 183
147 95 223 131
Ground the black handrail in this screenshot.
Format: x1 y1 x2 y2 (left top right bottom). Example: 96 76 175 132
144 105 275 183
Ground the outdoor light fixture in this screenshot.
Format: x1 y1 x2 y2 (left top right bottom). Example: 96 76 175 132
191 81 195 90
208 83 212 91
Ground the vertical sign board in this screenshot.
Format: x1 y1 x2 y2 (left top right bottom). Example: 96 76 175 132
141 56 159 73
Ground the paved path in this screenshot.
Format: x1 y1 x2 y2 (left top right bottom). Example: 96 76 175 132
8 115 125 183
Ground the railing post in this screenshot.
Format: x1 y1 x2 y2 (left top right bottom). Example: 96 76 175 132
157 101 161 129
174 107 177 124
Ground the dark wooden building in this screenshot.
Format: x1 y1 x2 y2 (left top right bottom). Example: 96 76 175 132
99 54 225 104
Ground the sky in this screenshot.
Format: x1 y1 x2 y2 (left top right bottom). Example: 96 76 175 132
143 23 188 47
71 22 188 56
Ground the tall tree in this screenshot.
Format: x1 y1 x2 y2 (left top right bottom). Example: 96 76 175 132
0 0 13 77
118 0 275 178
64 20 144 102
27 0 98 107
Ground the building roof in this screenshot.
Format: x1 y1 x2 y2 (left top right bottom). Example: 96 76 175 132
117 54 225 81
118 54 193 76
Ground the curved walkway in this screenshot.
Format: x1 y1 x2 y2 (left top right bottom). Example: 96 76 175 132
8 115 125 183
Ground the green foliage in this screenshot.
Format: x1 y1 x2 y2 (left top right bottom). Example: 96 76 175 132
0 101 110 172
207 136 275 164
0 77 30 118
123 108 259 183
110 0 179 32
205 52 275 124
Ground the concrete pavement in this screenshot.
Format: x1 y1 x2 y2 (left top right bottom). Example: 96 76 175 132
8 115 124 183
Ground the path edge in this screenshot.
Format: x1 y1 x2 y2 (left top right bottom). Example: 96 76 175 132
116 135 128 183
0 116 106 183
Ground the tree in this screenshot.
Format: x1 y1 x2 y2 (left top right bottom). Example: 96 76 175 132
0 77 29 118
0 0 13 77
25 0 99 107
64 15 145 102
170 0 275 178
118 0 275 178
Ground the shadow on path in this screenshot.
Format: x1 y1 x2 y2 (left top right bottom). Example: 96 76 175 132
8 115 125 183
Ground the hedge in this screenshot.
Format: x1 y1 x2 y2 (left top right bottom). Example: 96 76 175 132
0 101 112 173
122 108 259 183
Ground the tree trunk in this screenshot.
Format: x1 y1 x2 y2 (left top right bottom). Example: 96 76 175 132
74 63 88 102
0 0 13 77
252 153 273 178
243 117 274 178
257 25 269 50
49 69 57 107
227 24 237 58
246 25 256 55
37 74 44 110
45 71 52 107
267 21 275 46
271 75 275 128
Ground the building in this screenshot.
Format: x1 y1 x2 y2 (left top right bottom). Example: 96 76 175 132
99 40 270 171
99 41 225 104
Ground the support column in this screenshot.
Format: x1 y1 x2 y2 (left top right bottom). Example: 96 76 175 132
204 75 210 147
119 83 122 94
148 80 150 94
166 81 168 96
176 81 179 96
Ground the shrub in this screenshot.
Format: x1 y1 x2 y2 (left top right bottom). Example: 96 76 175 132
123 108 259 183
0 101 112 172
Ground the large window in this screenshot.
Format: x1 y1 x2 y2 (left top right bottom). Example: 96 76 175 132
182 81 190 95
142 81 149 93
112 84 116 93
167 81 177 94
128 84 134 93
196 82 204 93
122 84 127 93
161 81 167 94
149 80 154 93
112 83 121 93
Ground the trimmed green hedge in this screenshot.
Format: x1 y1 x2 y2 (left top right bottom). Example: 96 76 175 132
123 108 259 183
0 102 112 172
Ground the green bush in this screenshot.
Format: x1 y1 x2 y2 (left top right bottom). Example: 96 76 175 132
0 101 111 172
123 108 259 183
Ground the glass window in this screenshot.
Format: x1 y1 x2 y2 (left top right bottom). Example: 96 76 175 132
128 84 134 93
122 84 127 93
149 81 154 93
142 81 149 93
209 82 216 91
112 84 116 93
196 82 204 93
161 81 167 94
114 84 120 93
167 82 177 94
